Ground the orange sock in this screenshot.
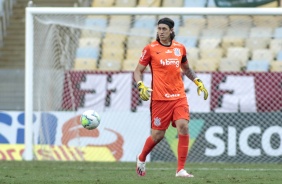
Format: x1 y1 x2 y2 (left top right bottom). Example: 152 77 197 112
177 134 189 172
139 136 157 162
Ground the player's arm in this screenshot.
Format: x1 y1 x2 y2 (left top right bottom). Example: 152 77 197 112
181 61 208 100
181 60 197 82
134 63 146 83
134 63 152 101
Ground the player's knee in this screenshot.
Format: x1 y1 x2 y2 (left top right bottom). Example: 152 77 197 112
151 131 165 143
177 123 189 135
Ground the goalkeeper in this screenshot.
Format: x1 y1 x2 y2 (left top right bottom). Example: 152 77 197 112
134 17 208 178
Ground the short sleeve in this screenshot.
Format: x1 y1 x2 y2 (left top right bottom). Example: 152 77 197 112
139 45 151 66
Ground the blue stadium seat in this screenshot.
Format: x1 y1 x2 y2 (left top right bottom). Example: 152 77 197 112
175 36 197 48
246 60 269 72
274 27 282 38
85 17 107 28
76 47 100 59
133 19 156 29
183 0 206 7
277 51 282 61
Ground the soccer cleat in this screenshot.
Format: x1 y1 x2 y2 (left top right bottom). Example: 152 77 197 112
175 169 194 178
136 155 146 176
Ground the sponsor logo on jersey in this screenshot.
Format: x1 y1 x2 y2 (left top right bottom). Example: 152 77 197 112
160 59 180 67
165 93 181 98
154 117 161 127
174 48 181 56
165 50 172 54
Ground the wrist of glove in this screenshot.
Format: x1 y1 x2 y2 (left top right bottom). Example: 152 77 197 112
137 81 152 101
193 78 208 100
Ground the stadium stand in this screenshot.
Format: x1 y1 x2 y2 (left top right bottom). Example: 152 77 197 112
201 28 225 39
187 47 200 70
162 0 184 7
183 16 206 29
79 37 101 47
270 39 282 56
219 57 242 72
137 0 161 7
76 47 100 60
115 0 137 7
199 38 221 49
0 0 79 111
200 48 224 60
126 48 142 60
246 60 269 72
183 0 206 7
85 15 108 27
277 51 282 61
98 59 122 71
221 37 245 53
252 49 274 63
225 27 250 38
245 38 269 52
101 48 125 60
207 16 229 29
270 61 282 72
178 26 200 38
74 58 98 70
108 15 132 28
92 0 115 7
102 36 125 49
133 15 157 32
229 15 253 28
273 27 282 38
195 58 219 72
253 15 280 28
175 36 198 48
122 59 137 71
226 47 250 66
23 0 281 73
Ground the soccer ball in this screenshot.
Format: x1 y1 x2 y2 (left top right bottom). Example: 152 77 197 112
80 110 101 130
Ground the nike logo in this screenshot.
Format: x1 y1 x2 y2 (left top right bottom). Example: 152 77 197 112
156 52 161 54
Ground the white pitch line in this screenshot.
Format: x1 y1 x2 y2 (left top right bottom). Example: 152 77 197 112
89 167 282 172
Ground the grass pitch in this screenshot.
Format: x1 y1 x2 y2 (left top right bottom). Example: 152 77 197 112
0 161 281 184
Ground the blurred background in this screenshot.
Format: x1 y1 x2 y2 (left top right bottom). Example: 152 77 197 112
0 0 281 110
0 0 281 163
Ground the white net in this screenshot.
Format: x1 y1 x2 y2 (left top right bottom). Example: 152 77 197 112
28 8 282 163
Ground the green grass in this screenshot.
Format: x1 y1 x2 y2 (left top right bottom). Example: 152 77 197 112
0 161 281 184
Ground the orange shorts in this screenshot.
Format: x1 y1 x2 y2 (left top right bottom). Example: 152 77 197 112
151 97 190 130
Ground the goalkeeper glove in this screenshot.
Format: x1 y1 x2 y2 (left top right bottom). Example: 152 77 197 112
193 78 208 100
137 81 152 101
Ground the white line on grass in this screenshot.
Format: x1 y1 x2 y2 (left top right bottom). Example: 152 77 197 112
90 167 282 172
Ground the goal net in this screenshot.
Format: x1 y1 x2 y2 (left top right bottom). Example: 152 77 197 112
25 7 282 163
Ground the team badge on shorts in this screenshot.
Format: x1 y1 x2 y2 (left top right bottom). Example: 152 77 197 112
174 48 181 56
154 117 161 127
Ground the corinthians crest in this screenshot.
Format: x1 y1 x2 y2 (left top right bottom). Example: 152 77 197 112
174 48 181 56
154 117 161 127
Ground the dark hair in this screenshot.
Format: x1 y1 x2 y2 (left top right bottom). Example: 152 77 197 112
157 17 174 28
156 17 175 42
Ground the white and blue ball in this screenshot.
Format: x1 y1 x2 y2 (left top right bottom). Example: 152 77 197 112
80 110 101 130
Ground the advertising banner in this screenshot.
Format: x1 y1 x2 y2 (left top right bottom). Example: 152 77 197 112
0 111 150 161
151 112 282 163
62 71 282 113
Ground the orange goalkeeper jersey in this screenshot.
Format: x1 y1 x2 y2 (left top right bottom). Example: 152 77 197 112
139 40 188 101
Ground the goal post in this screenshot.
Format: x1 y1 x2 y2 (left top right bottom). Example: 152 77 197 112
25 7 282 161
